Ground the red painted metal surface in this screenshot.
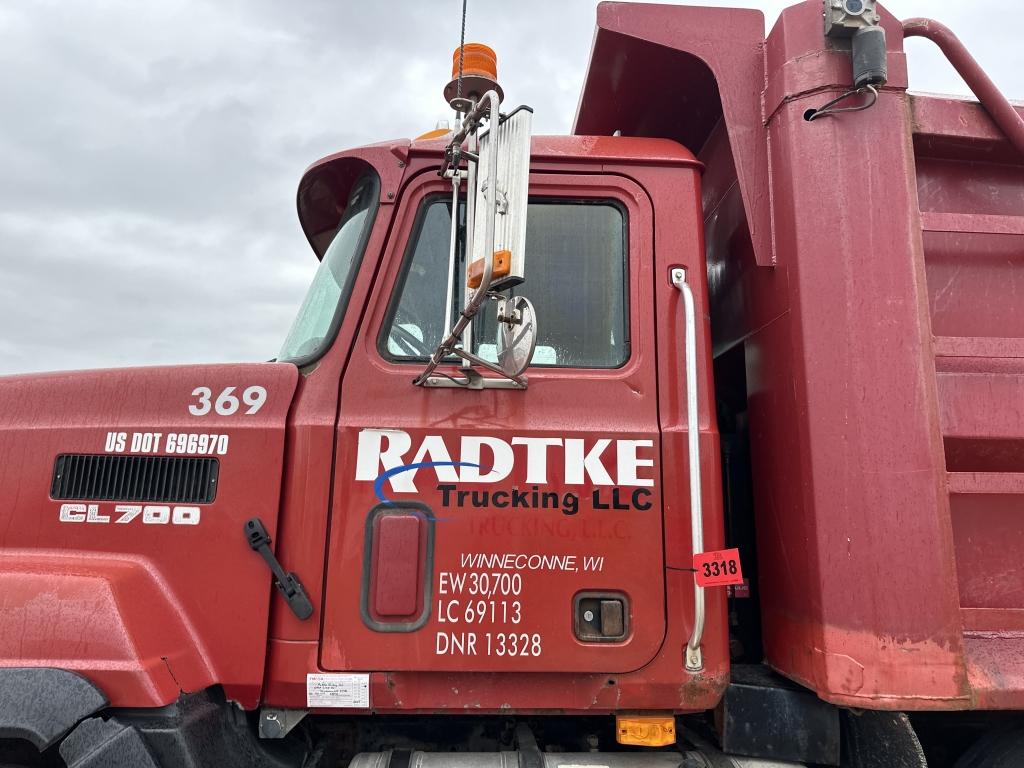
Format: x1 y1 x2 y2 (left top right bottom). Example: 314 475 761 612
263 137 728 713
323 170 669 676
575 0 1024 710
0 364 298 708
904 18 1024 159
297 150 728 711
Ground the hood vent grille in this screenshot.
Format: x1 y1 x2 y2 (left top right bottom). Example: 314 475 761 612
51 454 219 504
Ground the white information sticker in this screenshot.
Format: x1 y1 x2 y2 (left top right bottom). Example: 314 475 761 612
306 673 370 708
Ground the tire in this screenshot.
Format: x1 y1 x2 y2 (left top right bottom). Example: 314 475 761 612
955 728 1024 768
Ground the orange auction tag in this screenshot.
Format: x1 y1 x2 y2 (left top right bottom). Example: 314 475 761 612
693 548 744 587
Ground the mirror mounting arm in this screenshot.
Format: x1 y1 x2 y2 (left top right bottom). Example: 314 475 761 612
450 347 527 387
414 90 504 389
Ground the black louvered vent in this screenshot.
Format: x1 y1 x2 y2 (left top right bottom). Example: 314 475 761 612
51 454 219 504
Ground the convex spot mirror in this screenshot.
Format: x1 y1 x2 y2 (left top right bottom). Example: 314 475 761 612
496 296 537 377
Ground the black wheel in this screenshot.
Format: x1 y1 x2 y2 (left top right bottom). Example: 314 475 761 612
955 728 1024 768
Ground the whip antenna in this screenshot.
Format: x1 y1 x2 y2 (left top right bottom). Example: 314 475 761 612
456 0 467 103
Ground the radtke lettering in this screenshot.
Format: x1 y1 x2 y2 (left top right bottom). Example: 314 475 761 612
355 428 656 514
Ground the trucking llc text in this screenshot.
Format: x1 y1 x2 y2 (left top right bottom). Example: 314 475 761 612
436 484 653 515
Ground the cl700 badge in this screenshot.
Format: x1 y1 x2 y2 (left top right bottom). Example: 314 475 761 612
58 503 202 526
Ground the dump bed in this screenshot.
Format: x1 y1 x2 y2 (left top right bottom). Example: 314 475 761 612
575 0 1024 709
914 93 1024 708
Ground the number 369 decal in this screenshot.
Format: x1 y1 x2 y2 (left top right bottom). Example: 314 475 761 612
189 386 267 416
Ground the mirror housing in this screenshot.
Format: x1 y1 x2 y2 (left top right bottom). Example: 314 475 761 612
467 106 533 292
414 93 537 389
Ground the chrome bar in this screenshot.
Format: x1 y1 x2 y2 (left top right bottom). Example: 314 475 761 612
441 170 460 348
671 267 705 673
460 116 480 371
422 376 525 390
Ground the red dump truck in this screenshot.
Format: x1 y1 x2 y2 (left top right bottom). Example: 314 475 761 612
1 1 1023 766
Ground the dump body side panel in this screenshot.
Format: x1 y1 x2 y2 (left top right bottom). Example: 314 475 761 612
913 95 1024 709
576 0 1024 709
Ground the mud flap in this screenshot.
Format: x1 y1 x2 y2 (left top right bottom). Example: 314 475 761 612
0 668 107 750
841 710 928 768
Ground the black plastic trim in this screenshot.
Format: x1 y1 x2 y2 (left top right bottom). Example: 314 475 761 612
51 454 219 504
0 668 107 750
717 664 840 765
60 688 303 768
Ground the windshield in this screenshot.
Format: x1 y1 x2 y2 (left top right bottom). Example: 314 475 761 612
278 170 379 363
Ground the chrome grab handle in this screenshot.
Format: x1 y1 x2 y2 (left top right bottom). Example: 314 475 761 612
671 267 705 673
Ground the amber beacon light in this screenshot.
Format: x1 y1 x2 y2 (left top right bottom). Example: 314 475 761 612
444 43 503 105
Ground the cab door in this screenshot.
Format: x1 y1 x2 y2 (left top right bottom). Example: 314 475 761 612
320 169 664 674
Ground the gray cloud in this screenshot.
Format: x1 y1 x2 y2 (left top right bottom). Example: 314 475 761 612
0 0 1019 374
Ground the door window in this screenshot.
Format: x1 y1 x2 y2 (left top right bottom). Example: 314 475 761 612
381 197 628 369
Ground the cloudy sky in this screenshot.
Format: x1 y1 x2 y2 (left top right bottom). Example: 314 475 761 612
0 0 1019 375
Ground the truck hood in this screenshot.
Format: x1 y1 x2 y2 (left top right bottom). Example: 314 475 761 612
0 362 299 708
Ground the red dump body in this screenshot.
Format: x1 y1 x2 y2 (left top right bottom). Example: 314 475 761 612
576 1 1024 709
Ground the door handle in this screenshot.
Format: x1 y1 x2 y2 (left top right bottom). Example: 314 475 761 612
671 267 705 673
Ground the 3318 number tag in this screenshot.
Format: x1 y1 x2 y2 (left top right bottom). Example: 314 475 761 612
693 548 744 587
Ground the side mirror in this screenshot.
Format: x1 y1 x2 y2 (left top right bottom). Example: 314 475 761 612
414 95 537 388
496 296 537 377
467 106 533 292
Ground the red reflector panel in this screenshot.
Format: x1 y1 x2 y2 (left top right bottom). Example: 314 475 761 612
372 514 423 617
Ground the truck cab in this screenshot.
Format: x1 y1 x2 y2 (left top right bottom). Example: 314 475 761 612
271 133 725 710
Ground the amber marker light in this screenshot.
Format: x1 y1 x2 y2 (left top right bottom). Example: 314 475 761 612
467 250 511 289
615 715 677 747
415 128 452 141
